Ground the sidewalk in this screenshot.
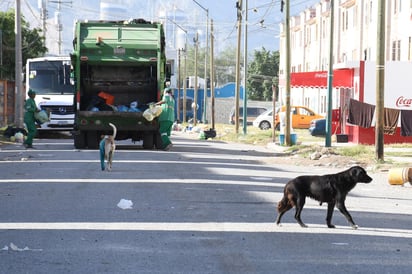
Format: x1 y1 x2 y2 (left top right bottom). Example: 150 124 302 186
174 128 412 190
174 127 412 165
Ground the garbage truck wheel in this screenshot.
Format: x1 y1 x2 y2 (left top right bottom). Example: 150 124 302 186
74 131 86 149
143 132 154 149
86 131 99 149
154 131 162 149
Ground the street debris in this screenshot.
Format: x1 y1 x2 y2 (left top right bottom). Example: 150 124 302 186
2 242 42 252
117 199 133 210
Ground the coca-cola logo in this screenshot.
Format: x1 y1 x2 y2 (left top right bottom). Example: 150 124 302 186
314 73 327 78
396 96 412 107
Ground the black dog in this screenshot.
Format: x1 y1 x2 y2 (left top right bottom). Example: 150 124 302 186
275 166 372 229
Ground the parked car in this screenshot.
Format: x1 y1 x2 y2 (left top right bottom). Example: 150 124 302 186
252 108 276 130
253 105 324 130
229 106 268 125
308 118 326 136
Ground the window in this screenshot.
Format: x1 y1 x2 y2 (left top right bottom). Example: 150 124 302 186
363 48 371 60
394 0 401 14
303 99 310 110
345 10 349 30
321 95 327 114
322 19 326 39
342 10 349 31
392 40 401 61
353 6 358 27
369 1 373 23
306 26 311 44
352 49 358 60
409 37 412 61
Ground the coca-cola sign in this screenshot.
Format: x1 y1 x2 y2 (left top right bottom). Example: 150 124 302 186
396 96 412 107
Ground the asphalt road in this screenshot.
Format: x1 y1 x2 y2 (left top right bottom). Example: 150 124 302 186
0 131 412 274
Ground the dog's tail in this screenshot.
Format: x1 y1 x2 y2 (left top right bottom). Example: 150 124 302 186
277 196 290 212
109 123 117 139
277 187 295 212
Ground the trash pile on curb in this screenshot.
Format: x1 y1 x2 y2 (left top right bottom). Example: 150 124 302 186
173 123 216 140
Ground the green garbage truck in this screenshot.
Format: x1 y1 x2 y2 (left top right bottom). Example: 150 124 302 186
71 18 170 149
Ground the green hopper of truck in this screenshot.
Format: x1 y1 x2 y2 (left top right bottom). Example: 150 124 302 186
71 19 170 149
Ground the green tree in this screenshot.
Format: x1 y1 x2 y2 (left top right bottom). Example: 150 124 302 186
180 45 206 85
247 48 279 101
179 44 238 88
0 9 47 80
214 45 238 86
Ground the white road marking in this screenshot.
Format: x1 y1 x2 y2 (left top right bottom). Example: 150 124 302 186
0 178 284 187
0 222 411 238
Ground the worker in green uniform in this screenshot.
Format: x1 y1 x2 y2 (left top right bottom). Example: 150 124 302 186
23 89 39 148
156 87 175 150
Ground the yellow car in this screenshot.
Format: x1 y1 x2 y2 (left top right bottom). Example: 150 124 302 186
274 106 324 130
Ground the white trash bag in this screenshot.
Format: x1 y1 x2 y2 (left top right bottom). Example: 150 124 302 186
143 104 162 121
117 199 133 210
34 110 49 124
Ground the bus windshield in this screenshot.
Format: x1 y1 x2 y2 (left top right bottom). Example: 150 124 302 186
28 60 74 95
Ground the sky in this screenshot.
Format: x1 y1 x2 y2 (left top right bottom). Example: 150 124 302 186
1 0 320 55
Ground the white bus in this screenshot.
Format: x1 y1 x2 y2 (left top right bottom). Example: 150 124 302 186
26 56 75 130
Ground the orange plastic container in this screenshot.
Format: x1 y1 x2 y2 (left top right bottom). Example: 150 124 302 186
388 167 411 185
98 91 115 105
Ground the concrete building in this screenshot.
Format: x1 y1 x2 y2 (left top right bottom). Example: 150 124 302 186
278 0 412 144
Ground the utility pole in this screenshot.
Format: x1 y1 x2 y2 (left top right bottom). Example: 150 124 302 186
235 0 243 134
177 49 181 122
284 0 291 145
242 0 248 135
193 32 199 126
38 0 47 36
210 19 216 129
193 0 209 124
183 50 187 123
55 1 63 55
272 85 277 142
15 0 24 128
325 0 335 147
375 0 386 161
204 11 209 123
0 30 3 79
44 0 72 55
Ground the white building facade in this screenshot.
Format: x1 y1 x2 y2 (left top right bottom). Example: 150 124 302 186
279 0 412 143
278 0 412 115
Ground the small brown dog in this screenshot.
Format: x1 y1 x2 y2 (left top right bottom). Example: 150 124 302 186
275 166 372 229
99 123 117 171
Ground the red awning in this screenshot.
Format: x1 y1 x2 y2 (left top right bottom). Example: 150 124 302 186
289 69 354 88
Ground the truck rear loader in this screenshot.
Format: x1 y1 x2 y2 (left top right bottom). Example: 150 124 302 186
71 19 170 149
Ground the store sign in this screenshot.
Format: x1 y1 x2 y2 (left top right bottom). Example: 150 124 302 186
290 69 354 88
395 96 412 108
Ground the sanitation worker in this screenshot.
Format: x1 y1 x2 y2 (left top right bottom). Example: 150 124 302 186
23 89 40 148
156 87 175 150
